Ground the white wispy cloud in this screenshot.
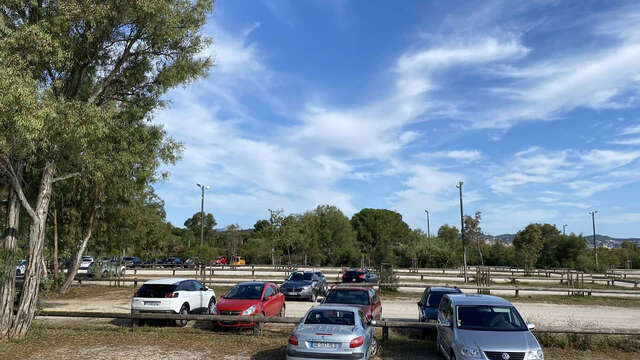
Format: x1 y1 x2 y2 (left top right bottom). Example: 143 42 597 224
416 150 483 162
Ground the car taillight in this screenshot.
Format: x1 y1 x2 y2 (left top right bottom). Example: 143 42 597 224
164 292 179 298
358 274 365 279
288 335 298 346
350 336 364 348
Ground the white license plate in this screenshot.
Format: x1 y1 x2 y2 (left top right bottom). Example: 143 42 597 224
144 301 160 306
311 342 336 349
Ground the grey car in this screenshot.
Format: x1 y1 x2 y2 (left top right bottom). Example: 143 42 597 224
437 294 544 360
281 271 324 302
287 305 377 360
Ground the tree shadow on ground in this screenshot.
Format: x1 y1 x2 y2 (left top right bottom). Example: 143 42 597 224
250 346 286 360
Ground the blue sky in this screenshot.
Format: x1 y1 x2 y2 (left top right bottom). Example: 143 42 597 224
153 0 640 238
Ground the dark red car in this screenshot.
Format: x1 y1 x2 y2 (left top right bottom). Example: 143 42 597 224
214 282 285 328
322 286 382 320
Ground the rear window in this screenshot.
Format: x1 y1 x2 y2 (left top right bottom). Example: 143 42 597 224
135 284 176 298
305 309 355 326
324 290 369 305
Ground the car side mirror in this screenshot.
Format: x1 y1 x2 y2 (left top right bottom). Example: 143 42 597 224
439 319 451 328
527 323 536 331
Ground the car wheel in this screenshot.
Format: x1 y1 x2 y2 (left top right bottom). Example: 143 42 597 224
176 304 189 327
120 268 126 276
279 304 285 317
208 297 217 315
368 337 378 359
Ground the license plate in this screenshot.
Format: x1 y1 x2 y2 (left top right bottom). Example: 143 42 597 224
144 301 160 306
311 342 336 349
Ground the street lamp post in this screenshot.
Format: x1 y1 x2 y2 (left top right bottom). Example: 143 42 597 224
424 209 430 239
197 183 210 248
563 224 568 235
457 181 467 283
590 211 598 267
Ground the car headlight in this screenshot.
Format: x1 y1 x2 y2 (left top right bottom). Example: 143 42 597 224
460 346 482 358
301 286 312 293
241 304 257 316
526 349 544 360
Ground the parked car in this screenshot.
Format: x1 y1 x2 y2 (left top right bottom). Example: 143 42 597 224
342 268 378 283
437 294 543 360
214 281 285 328
322 286 382 320
230 256 245 266
286 305 377 360
88 259 126 277
158 257 183 268
131 278 216 327
280 271 325 302
122 256 142 268
314 271 329 295
16 259 27 276
215 256 227 265
79 256 94 270
418 286 462 322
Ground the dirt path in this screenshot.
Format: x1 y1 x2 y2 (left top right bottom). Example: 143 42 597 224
40 291 640 331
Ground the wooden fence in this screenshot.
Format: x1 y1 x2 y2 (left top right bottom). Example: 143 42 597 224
36 310 640 340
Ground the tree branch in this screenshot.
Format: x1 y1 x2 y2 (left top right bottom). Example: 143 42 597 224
52 172 80 183
87 31 141 104
0 156 37 221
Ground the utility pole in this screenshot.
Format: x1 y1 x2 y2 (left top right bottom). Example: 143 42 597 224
457 181 467 283
197 183 210 247
424 209 430 239
590 211 598 267
562 224 568 235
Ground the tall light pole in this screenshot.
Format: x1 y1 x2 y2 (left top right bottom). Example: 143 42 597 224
424 209 430 239
197 183 210 248
457 181 467 283
563 224 568 235
590 211 598 267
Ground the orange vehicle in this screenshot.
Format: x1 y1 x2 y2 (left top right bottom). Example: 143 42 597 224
230 256 246 266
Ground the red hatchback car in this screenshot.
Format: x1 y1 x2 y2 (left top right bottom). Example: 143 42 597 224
322 286 382 320
214 282 285 328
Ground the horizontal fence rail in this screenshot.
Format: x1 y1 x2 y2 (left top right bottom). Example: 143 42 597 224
74 276 640 297
36 310 640 338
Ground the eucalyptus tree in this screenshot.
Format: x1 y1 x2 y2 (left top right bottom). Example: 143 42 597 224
0 0 213 338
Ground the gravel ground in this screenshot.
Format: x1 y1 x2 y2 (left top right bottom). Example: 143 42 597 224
39 290 640 331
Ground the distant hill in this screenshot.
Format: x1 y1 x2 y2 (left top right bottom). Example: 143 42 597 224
482 233 640 248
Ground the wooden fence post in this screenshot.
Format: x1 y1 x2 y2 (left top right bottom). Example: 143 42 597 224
382 326 389 342
131 310 138 332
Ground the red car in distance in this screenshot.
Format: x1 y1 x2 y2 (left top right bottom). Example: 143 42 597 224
322 286 382 320
214 282 285 328
215 256 227 265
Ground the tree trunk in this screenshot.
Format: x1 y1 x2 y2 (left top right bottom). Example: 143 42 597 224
0 187 20 337
59 202 96 294
8 161 55 339
53 208 58 276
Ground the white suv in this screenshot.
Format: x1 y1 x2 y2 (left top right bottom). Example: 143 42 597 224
131 278 216 327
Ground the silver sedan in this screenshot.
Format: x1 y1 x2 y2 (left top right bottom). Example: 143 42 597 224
286 305 377 360
437 294 544 360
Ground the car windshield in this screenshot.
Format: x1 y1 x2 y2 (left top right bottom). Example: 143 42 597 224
324 290 369 305
457 306 527 331
305 309 355 326
82 256 92 261
224 284 264 300
289 273 313 281
345 271 363 277
136 284 176 298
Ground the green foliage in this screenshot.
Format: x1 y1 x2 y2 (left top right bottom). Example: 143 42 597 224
351 209 411 266
183 212 217 246
512 224 545 269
